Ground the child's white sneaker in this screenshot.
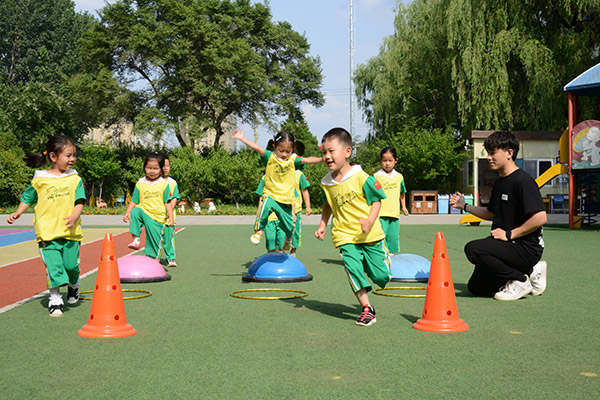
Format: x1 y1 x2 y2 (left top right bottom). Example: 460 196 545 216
167 260 177 267
282 237 292 253
128 237 140 250
250 230 263 245
49 304 63 317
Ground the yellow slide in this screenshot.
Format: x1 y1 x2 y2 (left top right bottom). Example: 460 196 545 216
459 163 569 225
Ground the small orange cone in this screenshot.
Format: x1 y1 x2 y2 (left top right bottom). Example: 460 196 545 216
78 233 137 338
413 232 469 333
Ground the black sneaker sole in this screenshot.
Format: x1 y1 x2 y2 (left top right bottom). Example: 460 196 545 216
356 317 377 326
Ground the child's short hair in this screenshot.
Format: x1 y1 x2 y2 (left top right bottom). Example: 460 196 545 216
267 131 305 156
144 152 165 169
322 127 352 147
380 146 397 160
484 131 519 160
26 135 76 168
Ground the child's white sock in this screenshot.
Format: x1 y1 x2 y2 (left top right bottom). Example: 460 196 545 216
68 276 81 289
48 287 63 306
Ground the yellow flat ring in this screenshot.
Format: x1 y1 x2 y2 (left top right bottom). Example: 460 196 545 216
80 289 152 301
374 286 426 298
230 288 308 300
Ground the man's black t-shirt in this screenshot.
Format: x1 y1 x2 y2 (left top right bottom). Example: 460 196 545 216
487 168 545 246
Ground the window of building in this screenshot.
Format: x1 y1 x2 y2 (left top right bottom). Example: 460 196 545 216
522 158 554 186
462 160 473 187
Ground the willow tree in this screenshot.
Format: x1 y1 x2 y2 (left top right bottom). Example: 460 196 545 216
76 0 324 148
355 0 600 137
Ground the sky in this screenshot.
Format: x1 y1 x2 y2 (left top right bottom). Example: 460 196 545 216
72 0 400 146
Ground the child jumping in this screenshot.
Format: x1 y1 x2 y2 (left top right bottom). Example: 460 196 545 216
160 153 180 267
7 135 86 317
233 130 321 252
123 152 174 260
255 176 286 253
374 146 409 255
315 128 391 326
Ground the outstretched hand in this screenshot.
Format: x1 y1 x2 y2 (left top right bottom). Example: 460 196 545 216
232 130 244 140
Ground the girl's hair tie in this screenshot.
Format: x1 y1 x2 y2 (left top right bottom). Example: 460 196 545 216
43 150 47 155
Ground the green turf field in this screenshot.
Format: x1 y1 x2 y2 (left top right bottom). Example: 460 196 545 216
0 224 598 399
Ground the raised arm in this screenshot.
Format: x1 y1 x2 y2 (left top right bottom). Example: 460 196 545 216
300 156 323 165
233 130 265 157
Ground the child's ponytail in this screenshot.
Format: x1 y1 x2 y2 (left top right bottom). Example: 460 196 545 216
294 141 305 157
25 135 76 168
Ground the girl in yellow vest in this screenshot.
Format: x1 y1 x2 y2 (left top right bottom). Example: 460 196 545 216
374 147 409 255
233 130 321 252
123 152 174 260
160 154 180 267
7 135 86 317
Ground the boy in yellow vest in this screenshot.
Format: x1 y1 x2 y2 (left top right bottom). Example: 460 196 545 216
315 127 391 326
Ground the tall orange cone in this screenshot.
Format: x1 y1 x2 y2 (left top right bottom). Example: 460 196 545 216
78 233 137 338
413 232 469 332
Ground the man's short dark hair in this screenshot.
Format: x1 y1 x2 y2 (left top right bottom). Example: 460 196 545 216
322 127 352 147
484 131 519 160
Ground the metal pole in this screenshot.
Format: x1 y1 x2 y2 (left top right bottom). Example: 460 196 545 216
349 0 355 136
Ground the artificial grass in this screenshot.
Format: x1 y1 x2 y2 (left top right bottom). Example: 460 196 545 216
0 224 598 399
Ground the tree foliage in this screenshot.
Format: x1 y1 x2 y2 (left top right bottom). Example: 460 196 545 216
354 118 468 192
76 144 122 202
355 0 600 137
0 0 95 86
78 0 324 148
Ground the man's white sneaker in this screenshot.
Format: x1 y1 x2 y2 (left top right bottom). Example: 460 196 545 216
530 261 547 296
494 277 532 301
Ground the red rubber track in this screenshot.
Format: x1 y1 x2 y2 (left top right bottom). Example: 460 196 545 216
0 229 180 309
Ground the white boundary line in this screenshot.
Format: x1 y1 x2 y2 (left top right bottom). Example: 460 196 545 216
0 228 185 315
0 231 126 269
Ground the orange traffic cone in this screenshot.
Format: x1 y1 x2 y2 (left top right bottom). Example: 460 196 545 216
413 232 469 333
78 233 137 338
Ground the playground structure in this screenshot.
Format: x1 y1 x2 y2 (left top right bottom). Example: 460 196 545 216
565 63 600 228
461 63 600 228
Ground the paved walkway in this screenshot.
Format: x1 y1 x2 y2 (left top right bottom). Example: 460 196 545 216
2 213 571 226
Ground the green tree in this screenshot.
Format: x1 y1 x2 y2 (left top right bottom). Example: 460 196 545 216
76 144 122 203
355 0 600 137
205 147 262 208
0 131 31 206
169 147 211 202
0 0 95 85
79 0 324 148
0 82 84 152
354 118 468 192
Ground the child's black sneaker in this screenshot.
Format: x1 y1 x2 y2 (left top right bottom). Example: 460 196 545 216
49 304 63 317
356 305 376 326
67 286 79 304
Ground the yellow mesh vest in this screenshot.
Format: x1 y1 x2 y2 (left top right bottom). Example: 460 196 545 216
321 166 385 247
262 153 298 204
31 170 84 242
374 170 404 218
135 177 169 223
